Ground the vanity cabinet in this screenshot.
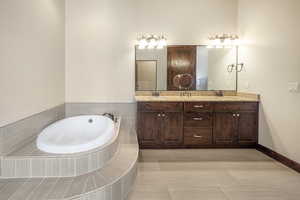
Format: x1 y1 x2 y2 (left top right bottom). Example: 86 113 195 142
214 102 258 146
183 102 213 146
137 101 258 149
214 112 236 145
160 112 183 146
137 103 183 148
137 112 161 146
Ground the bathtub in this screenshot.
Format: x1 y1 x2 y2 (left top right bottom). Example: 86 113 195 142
37 115 116 154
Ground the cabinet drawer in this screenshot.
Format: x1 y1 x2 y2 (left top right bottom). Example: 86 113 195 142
184 128 213 145
184 102 213 112
138 102 183 112
184 113 212 127
214 102 257 112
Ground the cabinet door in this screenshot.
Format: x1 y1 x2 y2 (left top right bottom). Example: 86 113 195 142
161 112 183 146
237 112 258 145
214 113 236 145
138 112 161 147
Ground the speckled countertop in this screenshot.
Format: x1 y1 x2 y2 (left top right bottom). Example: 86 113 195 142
135 92 260 102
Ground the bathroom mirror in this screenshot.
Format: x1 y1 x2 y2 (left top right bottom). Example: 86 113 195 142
135 45 238 91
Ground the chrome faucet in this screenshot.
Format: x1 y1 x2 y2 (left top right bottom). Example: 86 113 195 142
180 91 192 97
102 113 116 122
215 90 224 97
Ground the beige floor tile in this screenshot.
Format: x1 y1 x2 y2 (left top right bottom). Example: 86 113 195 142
140 149 272 162
127 184 171 200
159 161 285 171
139 150 177 162
133 149 300 200
228 168 300 188
137 170 238 188
168 186 229 200
221 185 300 200
135 171 168 186
138 162 161 172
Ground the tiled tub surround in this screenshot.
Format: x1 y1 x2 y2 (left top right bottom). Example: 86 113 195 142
1 118 121 178
0 117 138 200
0 104 65 156
65 103 137 120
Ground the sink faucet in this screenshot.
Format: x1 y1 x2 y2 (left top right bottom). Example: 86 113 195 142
180 91 192 97
215 90 224 97
152 91 160 97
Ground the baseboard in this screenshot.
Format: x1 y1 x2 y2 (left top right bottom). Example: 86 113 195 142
256 144 300 173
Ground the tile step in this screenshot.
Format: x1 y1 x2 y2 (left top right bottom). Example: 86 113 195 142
0 142 138 200
0 119 122 178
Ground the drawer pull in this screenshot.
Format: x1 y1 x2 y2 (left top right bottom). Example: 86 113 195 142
193 117 203 121
193 105 204 108
193 135 203 138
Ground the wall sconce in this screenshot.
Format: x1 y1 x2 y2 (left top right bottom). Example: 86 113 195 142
137 34 167 49
207 33 240 48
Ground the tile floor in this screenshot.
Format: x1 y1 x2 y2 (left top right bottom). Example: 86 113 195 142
127 149 300 200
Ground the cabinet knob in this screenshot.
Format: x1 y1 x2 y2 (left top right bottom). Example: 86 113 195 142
162 114 166 117
233 114 236 117
158 114 161 117
193 135 203 138
193 117 203 121
237 114 240 117
193 105 204 108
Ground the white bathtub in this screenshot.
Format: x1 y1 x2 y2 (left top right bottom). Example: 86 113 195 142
37 115 116 154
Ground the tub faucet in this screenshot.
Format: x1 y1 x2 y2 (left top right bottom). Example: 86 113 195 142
103 113 115 122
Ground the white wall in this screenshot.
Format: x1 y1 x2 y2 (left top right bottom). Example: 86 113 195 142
0 0 65 127
136 0 238 45
66 0 238 102
238 0 300 163
65 0 137 103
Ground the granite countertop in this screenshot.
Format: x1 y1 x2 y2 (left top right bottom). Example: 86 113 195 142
135 95 259 102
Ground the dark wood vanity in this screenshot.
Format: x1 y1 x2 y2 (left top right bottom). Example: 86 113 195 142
137 101 258 149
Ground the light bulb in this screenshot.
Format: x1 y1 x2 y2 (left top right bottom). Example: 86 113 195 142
148 38 157 47
224 45 233 49
233 39 241 46
138 44 146 49
224 38 231 45
157 37 167 49
139 38 147 46
157 44 164 49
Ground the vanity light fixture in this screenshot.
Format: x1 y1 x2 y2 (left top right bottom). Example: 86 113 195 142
137 34 167 49
207 34 240 48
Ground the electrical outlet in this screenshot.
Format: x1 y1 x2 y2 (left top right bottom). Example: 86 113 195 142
288 82 299 93
244 81 250 89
